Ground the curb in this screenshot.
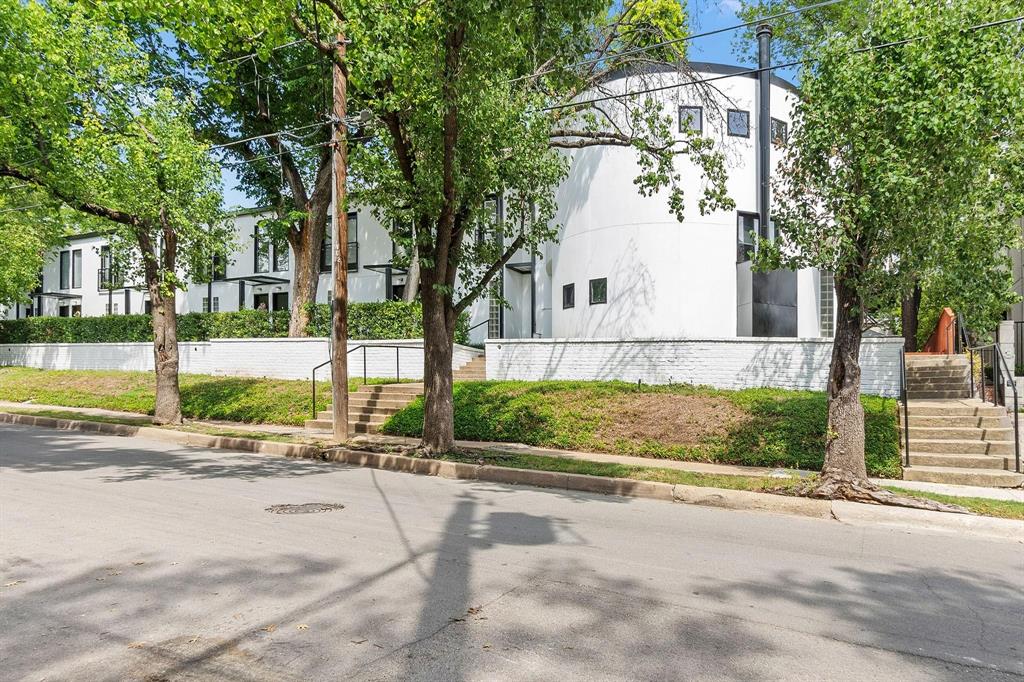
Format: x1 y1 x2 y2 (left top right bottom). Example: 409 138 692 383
2 411 1020 540
0 412 320 460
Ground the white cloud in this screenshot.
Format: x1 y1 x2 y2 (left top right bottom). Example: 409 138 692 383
720 0 743 13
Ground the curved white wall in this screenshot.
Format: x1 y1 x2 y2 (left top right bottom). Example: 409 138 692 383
536 65 821 340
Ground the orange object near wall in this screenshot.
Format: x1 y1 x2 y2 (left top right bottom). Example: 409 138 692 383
920 307 957 355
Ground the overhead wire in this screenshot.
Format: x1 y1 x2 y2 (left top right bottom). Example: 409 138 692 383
539 13 1024 113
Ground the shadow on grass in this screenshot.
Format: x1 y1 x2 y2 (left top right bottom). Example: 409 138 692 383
382 381 902 477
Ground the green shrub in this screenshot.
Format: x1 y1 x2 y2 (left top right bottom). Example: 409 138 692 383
0 300 468 343
304 301 470 344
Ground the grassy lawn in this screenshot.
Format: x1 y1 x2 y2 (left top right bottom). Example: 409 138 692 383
382 381 902 478
0 367 400 426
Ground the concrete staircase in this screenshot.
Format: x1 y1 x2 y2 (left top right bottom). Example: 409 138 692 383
901 355 1023 487
305 382 423 433
303 353 486 434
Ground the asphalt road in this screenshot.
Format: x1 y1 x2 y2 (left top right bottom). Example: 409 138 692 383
1 424 1022 681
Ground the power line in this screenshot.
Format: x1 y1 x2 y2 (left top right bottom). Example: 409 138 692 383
540 13 1024 113
0 203 47 214
222 141 332 165
510 0 849 83
209 121 329 150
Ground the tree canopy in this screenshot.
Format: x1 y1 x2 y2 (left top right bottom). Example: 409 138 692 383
0 0 229 422
755 0 1024 496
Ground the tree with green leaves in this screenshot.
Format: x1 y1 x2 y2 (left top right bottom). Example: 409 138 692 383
0 189 65 309
0 0 229 423
735 0 1022 351
141 0 733 452
756 0 1024 500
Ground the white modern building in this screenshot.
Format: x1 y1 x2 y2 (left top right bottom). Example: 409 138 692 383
2 62 837 344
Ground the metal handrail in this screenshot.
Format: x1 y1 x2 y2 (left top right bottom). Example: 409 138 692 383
899 348 911 468
310 342 425 419
965 342 1020 474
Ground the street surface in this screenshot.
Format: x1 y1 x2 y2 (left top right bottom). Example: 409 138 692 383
1 424 1022 681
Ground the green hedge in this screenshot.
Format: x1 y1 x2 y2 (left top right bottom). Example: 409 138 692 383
0 301 469 344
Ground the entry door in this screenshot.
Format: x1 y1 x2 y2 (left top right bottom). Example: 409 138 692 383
253 293 269 310
272 292 289 312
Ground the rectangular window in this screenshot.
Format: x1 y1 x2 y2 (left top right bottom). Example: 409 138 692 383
589 278 607 305
321 212 360 272
271 236 289 272
320 232 332 272
562 283 575 309
770 118 788 145
202 297 220 313
678 106 703 134
59 304 70 317
254 226 270 273
72 250 82 288
736 212 761 262
348 212 358 272
212 254 226 281
727 109 750 137
202 297 210 313
487 279 502 339
253 293 269 310
477 197 499 245
272 291 289 312
59 251 70 289
820 271 835 338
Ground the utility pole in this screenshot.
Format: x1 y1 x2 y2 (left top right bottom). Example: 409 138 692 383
330 31 350 442
756 23 773 242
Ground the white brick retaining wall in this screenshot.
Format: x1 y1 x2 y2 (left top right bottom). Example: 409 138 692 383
485 336 904 396
0 338 482 382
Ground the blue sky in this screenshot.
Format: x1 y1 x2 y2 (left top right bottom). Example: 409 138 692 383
220 0 781 209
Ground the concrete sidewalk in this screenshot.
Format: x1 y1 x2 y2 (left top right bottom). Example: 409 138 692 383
2 400 1022 502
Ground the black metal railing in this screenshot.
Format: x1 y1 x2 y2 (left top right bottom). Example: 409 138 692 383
97 267 123 291
310 343 423 419
1014 320 1024 376
899 348 911 468
966 342 1021 474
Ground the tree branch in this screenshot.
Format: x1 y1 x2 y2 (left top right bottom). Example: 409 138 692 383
454 234 526 314
0 164 143 227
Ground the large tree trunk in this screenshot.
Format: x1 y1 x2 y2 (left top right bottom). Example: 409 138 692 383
150 284 182 425
819 277 868 487
403 245 421 303
901 282 922 352
419 271 456 454
287 218 323 337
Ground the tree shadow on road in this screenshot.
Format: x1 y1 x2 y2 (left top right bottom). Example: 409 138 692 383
0 425 341 482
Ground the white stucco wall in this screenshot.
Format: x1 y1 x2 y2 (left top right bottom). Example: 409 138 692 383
0 339 482 382
485 336 903 397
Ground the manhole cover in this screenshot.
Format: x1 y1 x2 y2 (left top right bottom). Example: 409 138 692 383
265 503 345 514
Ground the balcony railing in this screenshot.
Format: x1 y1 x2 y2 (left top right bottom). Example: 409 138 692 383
97 267 123 291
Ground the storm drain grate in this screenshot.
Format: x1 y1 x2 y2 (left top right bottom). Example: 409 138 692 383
265 503 345 514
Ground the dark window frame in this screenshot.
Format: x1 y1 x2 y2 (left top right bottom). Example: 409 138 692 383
562 283 575 309
678 105 703 134
770 117 788 145
320 211 360 272
736 211 761 263
59 250 70 289
212 253 227 281
272 291 289 312
588 277 607 306
71 249 82 289
726 109 750 138
254 226 270 274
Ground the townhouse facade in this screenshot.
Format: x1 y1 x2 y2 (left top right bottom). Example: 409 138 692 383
2 62 839 345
